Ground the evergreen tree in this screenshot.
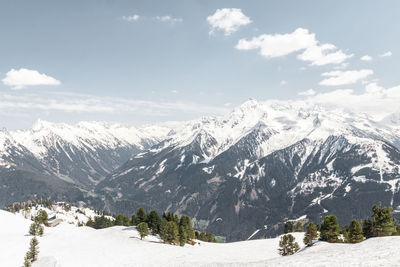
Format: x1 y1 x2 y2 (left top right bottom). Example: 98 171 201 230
38 225 44 237
278 234 300 256
29 237 39 262
371 203 396 236
319 215 340 243
131 215 138 226
34 210 48 225
29 222 44 236
23 252 32 267
87 215 113 229
173 214 180 224
284 221 294 233
137 222 149 240
179 225 188 246
163 221 179 245
362 219 374 239
394 224 400 236
179 215 195 240
114 214 125 226
303 222 318 247
147 210 161 234
205 232 216 243
136 208 147 224
295 221 303 232
29 223 38 236
159 218 169 242
347 220 364 243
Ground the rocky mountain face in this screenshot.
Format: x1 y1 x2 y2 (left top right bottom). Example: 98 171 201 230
2 100 400 241
0 120 173 207
95 100 400 241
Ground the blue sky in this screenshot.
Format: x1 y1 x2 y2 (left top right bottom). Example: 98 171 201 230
0 0 399 129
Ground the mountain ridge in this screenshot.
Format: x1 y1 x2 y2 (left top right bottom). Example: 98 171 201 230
2 99 400 240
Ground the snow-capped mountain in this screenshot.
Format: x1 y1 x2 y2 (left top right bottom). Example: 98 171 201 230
2 99 400 241
0 120 174 207
96 99 400 241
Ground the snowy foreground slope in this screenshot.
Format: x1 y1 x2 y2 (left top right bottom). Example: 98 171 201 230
1 210 399 267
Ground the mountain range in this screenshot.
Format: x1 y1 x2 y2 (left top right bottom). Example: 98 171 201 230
2 99 400 241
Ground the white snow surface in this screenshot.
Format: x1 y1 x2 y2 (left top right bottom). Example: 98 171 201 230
16 203 113 226
1 210 400 267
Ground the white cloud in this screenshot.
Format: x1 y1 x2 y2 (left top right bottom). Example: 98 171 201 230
156 15 183 23
297 43 353 66
280 80 288 85
236 28 353 66
207 8 251 36
171 90 178 94
360 55 372 61
302 83 400 120
236 28 315 58
122 15 140 21
298 89 316 96
2 68 61 90
319 69 373 86
380 51 392 57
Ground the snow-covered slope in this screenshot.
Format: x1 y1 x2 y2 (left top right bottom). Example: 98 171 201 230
97 99 400 241
1 209 399 267
3 99 400 241
0 120 176 206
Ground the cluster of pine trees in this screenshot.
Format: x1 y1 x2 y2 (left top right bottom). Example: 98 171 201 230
86 208 216 246
279 203 399 256
23 210 48 266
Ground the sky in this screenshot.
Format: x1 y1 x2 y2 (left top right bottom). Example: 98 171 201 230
0 0 399 129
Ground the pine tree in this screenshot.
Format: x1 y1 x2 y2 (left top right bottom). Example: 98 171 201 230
147 210 161 234
278 234 300 256
179 215 195 240
371 203 396 236
34 210 48 225
159 218 169 242
29 223 38 236
137 222 149 240
394 224 400 236
295 221 303 232
303 222 318 247
131 215 138 226
29 222 44 236
23 252 32 267
114 214 125 226
347 220 364 243
362 219 374 239
179 225 188 246
136 208 147 224
38 225 44 236
284 221 294 233
319 215 340 243
29 237 39 262
163 221 179 245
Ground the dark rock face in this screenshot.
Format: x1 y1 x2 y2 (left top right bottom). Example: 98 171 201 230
96 134 400 241
0 122 162 207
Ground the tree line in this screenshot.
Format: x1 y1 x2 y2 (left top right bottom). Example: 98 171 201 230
279 203 399 256
86 208 216 245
